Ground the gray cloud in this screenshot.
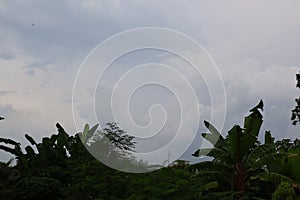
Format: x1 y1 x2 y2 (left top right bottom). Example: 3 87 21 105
0 104 16 116
0 91 14 96
0 51 14 60
22 59 54 76
0 1 300 163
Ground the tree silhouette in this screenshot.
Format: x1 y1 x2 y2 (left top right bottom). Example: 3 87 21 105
291 71 300 125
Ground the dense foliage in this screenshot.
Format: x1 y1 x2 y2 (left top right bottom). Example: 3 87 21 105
0 101 300 199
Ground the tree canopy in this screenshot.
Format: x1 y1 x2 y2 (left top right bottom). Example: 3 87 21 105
1 101 300 199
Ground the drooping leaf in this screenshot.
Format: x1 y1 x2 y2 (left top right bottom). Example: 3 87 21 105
192 148 213 157
0 137 19 146
0 145 20 155
193 148 233 165
25 134 37 145
251 172 294 184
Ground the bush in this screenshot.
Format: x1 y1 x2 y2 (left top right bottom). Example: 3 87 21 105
272 182 296 200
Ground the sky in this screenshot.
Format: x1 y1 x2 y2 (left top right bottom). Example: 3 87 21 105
0 1 299 165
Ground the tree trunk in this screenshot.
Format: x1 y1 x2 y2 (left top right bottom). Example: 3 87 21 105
234 162 247 199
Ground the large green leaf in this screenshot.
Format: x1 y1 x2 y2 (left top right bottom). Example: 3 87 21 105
81 124 90 143
203 120 227 150
251 172 294 184
282 148 300 184
81 124 100 144
251 153 294 170
192 148 213 157
245 144 276 168
227 125 243 162
241 100 264 153
84 124 99 144
193 148 233 165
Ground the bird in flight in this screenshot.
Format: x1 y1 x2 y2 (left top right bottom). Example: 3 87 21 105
0 117 4 120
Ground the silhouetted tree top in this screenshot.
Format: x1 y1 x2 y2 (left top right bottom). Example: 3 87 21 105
291 71 300 125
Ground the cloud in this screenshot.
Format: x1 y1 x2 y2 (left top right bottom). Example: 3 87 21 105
0 104 16 116
0 50 14 60
22 59 55 76
0 1 299 163
0 91 14 96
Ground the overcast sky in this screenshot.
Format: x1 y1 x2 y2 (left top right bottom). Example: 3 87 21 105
0 1 299 164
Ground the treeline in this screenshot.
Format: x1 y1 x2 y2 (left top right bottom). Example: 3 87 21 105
0 101 300 200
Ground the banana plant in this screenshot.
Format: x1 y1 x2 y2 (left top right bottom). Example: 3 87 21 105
192 100 295 199
80 123 99 144
0 137 29 174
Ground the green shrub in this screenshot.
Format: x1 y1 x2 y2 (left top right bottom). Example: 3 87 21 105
272 182 296 200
